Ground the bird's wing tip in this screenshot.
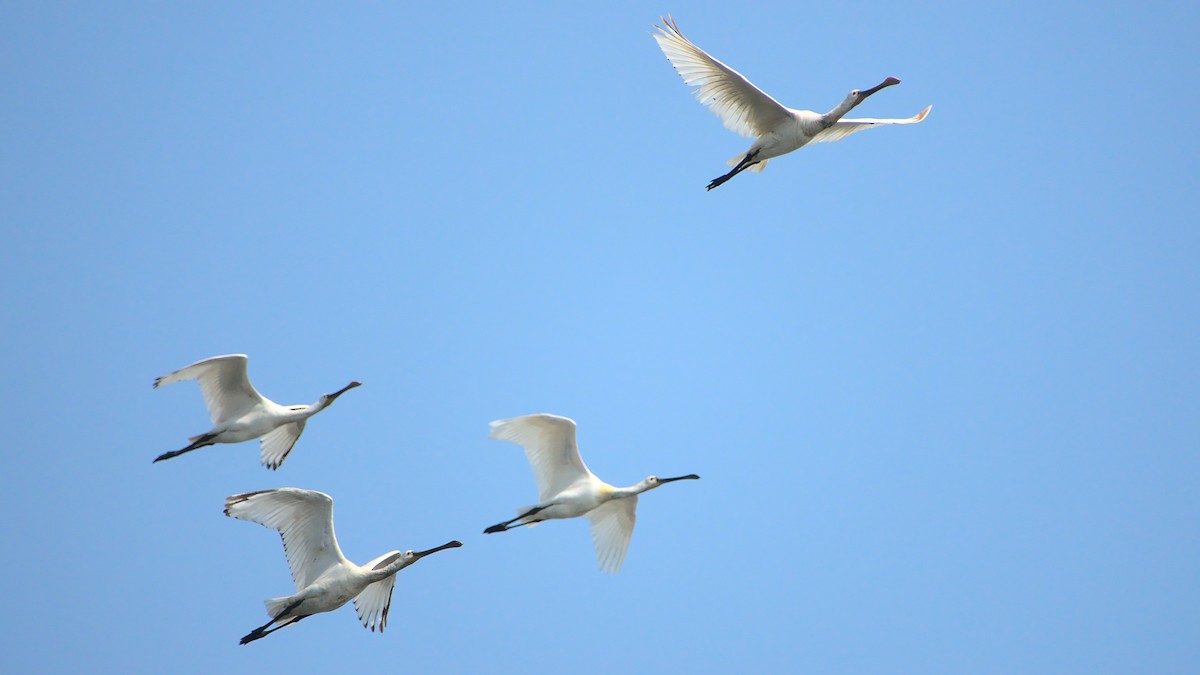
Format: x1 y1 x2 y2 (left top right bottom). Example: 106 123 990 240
487 418 511 439
654 15 681 36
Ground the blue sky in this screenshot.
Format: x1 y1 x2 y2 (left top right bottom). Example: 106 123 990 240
2 1 1198 672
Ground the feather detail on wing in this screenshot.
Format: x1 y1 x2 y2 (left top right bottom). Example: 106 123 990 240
489 414 594 502
259 421 306 470
224 488 347 591
354 551 401 632
587 497 637 574
154 354 265 424
653 16 792 138
810 105 932 144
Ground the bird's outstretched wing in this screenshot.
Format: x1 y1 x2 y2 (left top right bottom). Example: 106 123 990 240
354 551 401 633
653 16 792 139
489 414 595 502
259 421 306 470
224 488 347 591
586 497 637 574
155 354 264 424
810 105 932 144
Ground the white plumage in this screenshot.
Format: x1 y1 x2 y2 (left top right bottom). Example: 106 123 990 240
225 488 462 644
484 414 699 574
153 354 360 469
653 16 932 190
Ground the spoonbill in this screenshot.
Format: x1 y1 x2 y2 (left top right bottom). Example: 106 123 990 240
225 488 463 644
483 413 699 574
653 16 932 190
153 354 360 469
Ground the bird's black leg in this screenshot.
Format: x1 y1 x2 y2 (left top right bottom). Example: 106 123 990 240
240 615 308 645
707 150 760 191
239 599 305 645
483 505 547 534
484 518 544 534
153 433 217 463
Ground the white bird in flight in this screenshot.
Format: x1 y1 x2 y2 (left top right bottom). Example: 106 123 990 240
225 488 462 645
653 16 932 190
483 414 699 574
153 354 360 469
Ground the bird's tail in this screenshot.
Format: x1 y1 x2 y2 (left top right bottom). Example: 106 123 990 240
726 153 769 172
516 505 542 527
264 596 293 619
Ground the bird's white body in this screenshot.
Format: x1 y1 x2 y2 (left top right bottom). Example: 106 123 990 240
525 480 616 521
259 553 388 622
485 414 699 574
653 17 931 189
154 354 360 469
743 110 827 165
207 406 306 444
224 488 461 643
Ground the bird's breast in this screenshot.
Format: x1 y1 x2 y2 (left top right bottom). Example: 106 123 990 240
305 571 362 612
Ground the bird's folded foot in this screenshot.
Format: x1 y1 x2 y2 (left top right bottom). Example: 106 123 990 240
239 630 265 645
707 150 759 190
153 434 215 463
707 174 732 190
483 523 507 534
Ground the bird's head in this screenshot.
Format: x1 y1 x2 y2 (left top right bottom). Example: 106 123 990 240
836 76 900 117
844 75 902 105
404 540 463 564
854 76 900 100
640 473 701 493
320 381 362 406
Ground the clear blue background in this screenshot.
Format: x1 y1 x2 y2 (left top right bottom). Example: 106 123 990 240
2 1 1197 672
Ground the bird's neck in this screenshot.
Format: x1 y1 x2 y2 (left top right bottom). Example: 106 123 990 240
371 561 408 581
276 402 321 426
279 405 314 423
821 95 860 127
612 482 652 499
306 397 333 415
364 553 410 582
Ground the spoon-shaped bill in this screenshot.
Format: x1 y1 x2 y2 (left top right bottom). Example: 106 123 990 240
859 77 901 98
326 381 362 402
411 540 463 560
